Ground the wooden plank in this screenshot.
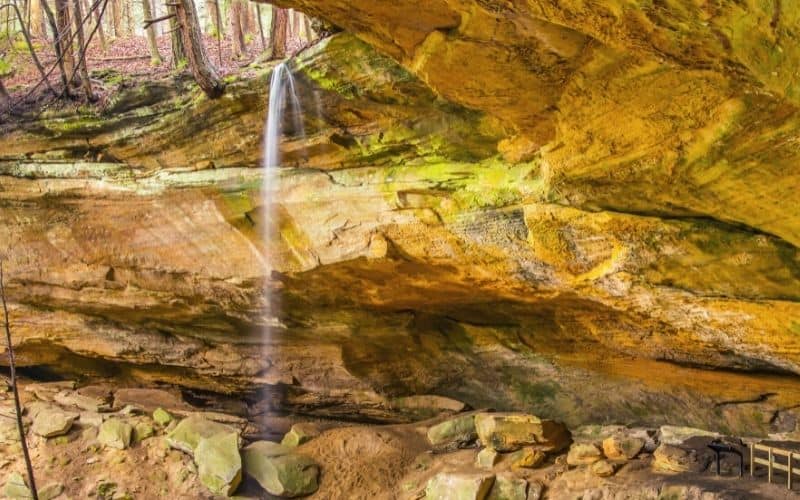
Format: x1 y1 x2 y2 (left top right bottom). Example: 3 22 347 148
753 457 800 475
769 448 774 483
755 444 793 457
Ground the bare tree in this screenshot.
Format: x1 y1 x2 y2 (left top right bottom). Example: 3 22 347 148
1 261 39 500
54 0 75 77
167 0 184 67
268 5 286 59
229 0 244 59
40 0 71 95
71 0 95 100
140 0 161 65
255 2 264 51
174 0 223 97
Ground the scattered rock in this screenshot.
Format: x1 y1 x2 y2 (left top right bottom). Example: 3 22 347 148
566 442 603 466
508 447 546 469
652 444 711 473
591 459 619 477
281 423 319 448
114 388 190 413
242 441 319 497
487 474 527 500
39 482 65 500
194 431 242 496
97 419 133 450
427 414 477 446
659 426 719 446
390 395 466 415
54 390 111 413
133 422 154 442
79 412 105 427
474 413 570 452
602 434 644 460
3 472 31 499
425 472 494 500
166 416 236 454
526 481 544 500
476 448 499 469
152 408 172 426
32 408 77 438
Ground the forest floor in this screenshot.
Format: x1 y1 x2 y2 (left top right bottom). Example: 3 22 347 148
2 31 308 115
2 378 799 499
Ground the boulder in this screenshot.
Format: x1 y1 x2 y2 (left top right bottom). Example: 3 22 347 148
476 448 499 469
97 419 133 449
659 426 720 446
425 472 495 500
652 444 711 473
508 447 545 469
79 412 105 427
526 481 544 500
194 431 242 496
566 442 603 466
602 434 644 460
474 413 570 452
32 408 77 438
281 423 319 448
591 459 619 477
39 483 65 500
427 414 477 446
487 474 527 500
53 389 111 412
242 440 319 497
152 408 173 426
166 416 236 454
3 472 32 499
133 422 154 442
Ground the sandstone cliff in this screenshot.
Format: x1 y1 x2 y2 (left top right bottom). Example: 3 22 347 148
2 13 800 436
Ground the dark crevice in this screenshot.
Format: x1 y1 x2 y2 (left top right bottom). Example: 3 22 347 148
714 392 778 408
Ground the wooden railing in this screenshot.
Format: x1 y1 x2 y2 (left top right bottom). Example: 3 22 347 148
750 443 800 489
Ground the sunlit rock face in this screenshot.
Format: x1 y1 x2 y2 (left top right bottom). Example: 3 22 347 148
2 22 800 436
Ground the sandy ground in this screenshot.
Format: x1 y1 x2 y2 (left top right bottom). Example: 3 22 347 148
2 379 800 499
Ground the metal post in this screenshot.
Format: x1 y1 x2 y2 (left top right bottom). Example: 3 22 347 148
790 452 793 490
769 448 773 484
751 443 755 476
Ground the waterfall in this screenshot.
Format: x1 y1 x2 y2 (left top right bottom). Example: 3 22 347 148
260 62 306 375
262 62 305 251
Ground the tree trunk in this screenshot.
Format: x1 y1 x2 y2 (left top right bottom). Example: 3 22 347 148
303 13 311 42
54 0 75 78
29 0 45 36
203 0 216 35
86 0 106 50
269 6 286 59
70 0 95 100
228 0 244 59
0 79 9 105
141 0 161 64
123 0 133 35
168 1 184 67
40 0 70 94
256 3 264 51
110 0 120 37
175 0 223 97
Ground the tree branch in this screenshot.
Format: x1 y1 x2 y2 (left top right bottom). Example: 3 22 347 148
142 12 173 29
0 261 38 500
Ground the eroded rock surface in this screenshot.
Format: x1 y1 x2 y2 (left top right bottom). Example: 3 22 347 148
2 6 800 436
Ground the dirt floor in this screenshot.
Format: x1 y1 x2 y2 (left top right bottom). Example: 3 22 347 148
3 378 800 499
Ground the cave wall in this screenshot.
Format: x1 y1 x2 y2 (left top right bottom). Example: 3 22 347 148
2 24 800 435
